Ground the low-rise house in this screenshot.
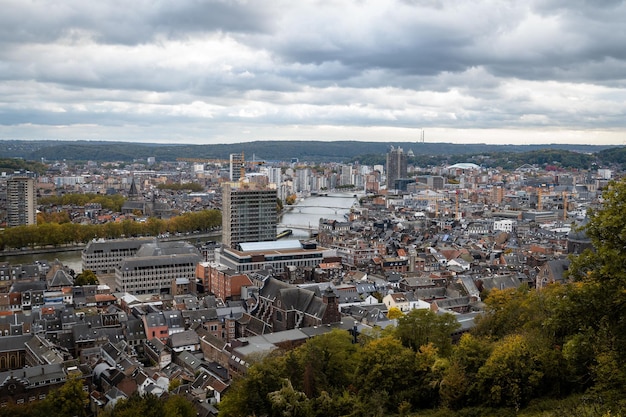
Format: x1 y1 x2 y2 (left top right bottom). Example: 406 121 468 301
144 338 172 369
168 330 201 353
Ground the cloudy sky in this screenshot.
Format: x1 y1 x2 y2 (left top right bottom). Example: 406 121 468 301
1 0 626 146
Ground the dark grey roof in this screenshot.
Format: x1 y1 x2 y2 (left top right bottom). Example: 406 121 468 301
48 269 74 287
83 237 155 254
183 308 218 324
0 363 65 387
123 319 147 341
145 312 167 327
169 330 200 348
0 334 32 352
10 280 47 293
135 241 201 257
118 253 201 270
163 310 184 329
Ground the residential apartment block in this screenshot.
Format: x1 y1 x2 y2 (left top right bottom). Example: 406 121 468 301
221 182 277 248
6 175 37 227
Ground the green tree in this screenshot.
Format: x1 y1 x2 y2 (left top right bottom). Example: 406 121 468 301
268 379 313 417
440 333 493 408
75 269 99 286
163 395 196 417
44 376 89 417
566 178 626 395
395 308 459 357
476 333 549 409
219 352 286 417
287 329 357 398
102 392 164 417
353 336 420 411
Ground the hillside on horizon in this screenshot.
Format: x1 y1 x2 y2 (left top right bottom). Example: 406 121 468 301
0 139 616 164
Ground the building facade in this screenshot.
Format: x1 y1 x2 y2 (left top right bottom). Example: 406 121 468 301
6 175 37 227
82 237 155 274
229 153 244 182
114 242 201 295
385 146 407 190
217 240 329 274
222 182 277 248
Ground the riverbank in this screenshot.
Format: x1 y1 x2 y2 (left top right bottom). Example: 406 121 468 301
0 231 222 259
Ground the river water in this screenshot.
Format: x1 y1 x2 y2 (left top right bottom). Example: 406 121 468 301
0 193 359 272
279 192 359 238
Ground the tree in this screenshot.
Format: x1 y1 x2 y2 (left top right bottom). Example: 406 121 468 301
387 306 403 320
44 376 89 417
75 269 99 286
219 352 286 417
353 336 419 411
268 379 313 417
288 329 358 397
566 178 626 395
440 333 494 408
476 333 559 409
163 395 196 417
395 309 460 357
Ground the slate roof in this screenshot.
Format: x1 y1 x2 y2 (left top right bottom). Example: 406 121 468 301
169 330 200 348
48 269 74 287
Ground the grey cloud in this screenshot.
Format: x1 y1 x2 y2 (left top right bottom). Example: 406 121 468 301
0 0 277 46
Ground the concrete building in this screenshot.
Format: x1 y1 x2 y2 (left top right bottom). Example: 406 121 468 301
386 146 407 190
229 153 244 182
82 237 155 274
6 175 36 227
114 241 201 295
216 240 330 274
222 182 277 248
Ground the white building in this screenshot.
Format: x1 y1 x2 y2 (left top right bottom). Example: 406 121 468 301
494 219 516 233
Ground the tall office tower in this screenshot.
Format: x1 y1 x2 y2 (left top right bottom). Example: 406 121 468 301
340 164 353 186
229 153 245 182
267 167 282 185
222 182 277 248
386 146 407 189
7 175 37 227
295 168 311 193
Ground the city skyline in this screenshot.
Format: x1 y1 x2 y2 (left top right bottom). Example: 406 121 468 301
1 1 626 146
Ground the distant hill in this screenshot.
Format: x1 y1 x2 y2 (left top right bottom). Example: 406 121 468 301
0 139 620 166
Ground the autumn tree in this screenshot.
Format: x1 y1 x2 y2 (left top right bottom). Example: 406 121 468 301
387 306 403 320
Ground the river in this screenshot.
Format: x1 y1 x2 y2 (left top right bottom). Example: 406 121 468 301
0 193 359 272
279 192 360 238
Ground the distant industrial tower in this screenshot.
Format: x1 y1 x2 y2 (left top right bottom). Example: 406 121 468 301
222 182 277 248
229 153 245 182
386 146 407 189
6 175 37 227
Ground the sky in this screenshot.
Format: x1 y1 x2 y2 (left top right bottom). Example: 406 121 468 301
1 0 626 146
